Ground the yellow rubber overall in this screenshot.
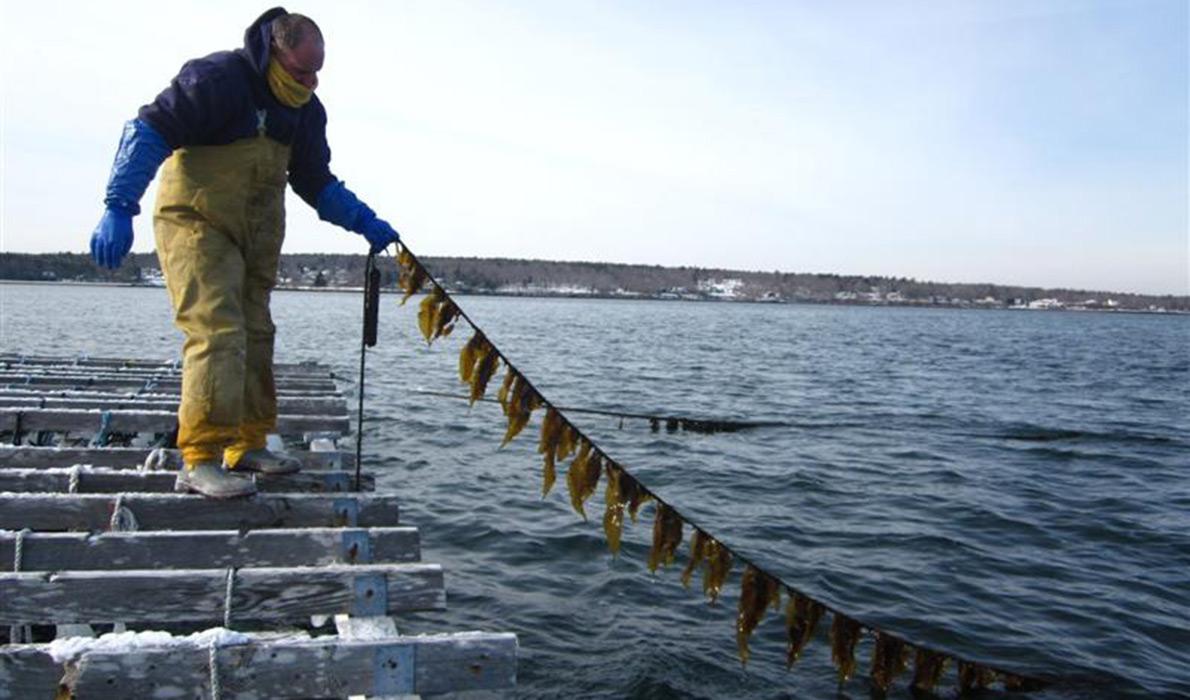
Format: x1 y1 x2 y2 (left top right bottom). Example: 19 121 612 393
153 133 290 468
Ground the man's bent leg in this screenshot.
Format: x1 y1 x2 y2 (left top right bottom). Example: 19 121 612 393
155 216 249 466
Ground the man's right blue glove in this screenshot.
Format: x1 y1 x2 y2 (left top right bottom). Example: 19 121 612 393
91 209 135 269
89 119 172 269
316 180 400 254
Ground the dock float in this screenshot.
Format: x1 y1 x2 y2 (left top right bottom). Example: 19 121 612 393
0 354 517 698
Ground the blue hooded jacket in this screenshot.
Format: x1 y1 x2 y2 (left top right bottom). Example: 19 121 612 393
137 7 334 207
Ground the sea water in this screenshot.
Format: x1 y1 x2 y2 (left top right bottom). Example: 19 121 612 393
1 283 1186 699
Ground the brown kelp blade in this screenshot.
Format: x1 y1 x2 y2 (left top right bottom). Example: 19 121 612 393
784 591 824 668
830 612 862 684
648 503 683 573
681 530 710 589
735 565 780 665
624 474 652 523
703 540 732 604
497 369 518 415
603 463 626 554
458 333 485 384
501 382 541 446
566 441 594 518
470 347 500 405
869 632 909 693
416 287 443 343
538 408 562 497
958 661 996 693
397 249 427 305
912 649 950 692
433 298 460 339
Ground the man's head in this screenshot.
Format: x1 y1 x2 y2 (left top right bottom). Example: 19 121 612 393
271 13 324 90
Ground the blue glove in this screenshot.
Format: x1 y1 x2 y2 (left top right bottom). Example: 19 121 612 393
91 209 134 270
316 179 400 254
89 119 172 269
359 217 400 254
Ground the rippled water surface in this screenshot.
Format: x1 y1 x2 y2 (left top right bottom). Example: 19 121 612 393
2 283 1187 699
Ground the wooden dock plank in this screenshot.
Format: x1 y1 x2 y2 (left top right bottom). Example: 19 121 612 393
0 631 517 699
0 374 338 393
0 467 371 494
0 354 336 377
0 563 445 625
0 393 348 416
0 408 349 436
0 527 418 570
0 493 398 531
0 446 355 471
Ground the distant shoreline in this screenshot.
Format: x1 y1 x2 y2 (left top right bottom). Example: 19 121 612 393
3 279 1184 316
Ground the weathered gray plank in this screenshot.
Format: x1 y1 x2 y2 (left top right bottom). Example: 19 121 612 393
0 631 517 699
0 374 338 393
0 394 349 416
0 467 371 493
0 493 398 531
0 354 336 377
1 379 342 398
0 527 418 570
0 563 445 625
0 445 354 471
0 408 349 436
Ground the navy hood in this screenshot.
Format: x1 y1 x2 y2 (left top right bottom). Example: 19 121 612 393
242 6 288 76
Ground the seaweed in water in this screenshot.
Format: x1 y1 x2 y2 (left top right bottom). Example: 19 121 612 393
784 591 823 669
566 441 600 519
869 631 909 693
829 612 862 684
602 464 627 554
648 503 683 573
537 407 563 497
912 648 949 692
736 565 781 665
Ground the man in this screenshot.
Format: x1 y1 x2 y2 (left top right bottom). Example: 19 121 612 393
88 8 398 498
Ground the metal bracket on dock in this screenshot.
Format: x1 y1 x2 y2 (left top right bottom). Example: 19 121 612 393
333 498 360 527
372 644 415 695
351 573 388 616
340 529 373 564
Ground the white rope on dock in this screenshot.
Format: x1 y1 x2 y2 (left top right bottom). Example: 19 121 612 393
208 640 223 700
141 447 168 472
223 567 236 629
109 494 139 532
67 464 81 494
10 528 31 644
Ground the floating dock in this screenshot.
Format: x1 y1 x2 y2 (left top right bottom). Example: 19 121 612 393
0 353 517 698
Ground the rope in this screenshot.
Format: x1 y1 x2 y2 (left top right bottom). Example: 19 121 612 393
68 465 80 494
109 494 139 532
394 243 1047 690
208 641 222 700
10 528 31 644
410 388 785 433
204 567 237 700
141 447 168 472
223 567 236 629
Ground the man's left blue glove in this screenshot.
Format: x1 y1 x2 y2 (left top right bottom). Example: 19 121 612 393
316 180 400 254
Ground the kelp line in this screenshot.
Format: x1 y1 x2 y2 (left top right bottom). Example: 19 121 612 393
392 244 1047 695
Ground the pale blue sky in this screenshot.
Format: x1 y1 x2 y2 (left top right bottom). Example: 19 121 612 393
1 1 1186 294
